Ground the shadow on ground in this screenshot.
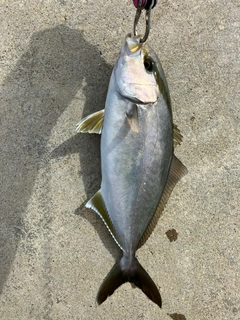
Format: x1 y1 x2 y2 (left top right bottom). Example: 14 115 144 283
0 24 118 294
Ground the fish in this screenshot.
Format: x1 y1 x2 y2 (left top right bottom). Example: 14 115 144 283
76 34 187 308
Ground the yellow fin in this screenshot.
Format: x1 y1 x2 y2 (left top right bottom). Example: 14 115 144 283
173 124 183 148
137 155 188 249
86 190 123 251
76 109 104 134
126 104 139 133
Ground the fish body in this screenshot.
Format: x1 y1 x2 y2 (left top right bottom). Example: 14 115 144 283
76 34 187 307
101 58 172 253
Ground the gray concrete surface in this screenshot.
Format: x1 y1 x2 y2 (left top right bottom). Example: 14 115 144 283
0 0 239 319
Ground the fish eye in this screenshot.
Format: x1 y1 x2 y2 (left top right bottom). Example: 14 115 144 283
144 58 154 72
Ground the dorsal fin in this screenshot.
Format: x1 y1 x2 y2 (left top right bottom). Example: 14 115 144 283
76 109 104 134
173 124 183 148
137 155 188 249
86 190 123 251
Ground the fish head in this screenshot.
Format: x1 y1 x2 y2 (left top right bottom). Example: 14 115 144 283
114 34 160 104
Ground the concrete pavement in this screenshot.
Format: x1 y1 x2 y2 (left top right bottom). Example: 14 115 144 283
0 1 239 319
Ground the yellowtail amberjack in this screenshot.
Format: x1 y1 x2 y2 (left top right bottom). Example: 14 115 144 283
76 34 187 308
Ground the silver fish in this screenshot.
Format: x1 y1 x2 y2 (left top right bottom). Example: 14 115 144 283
76 34 187 308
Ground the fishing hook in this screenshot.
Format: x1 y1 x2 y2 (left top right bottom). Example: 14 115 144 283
133 5 152 43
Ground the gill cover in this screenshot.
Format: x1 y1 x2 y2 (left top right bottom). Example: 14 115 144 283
115 35 159 104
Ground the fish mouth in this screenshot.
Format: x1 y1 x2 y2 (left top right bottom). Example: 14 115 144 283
121 34 144 56
126 34 143 54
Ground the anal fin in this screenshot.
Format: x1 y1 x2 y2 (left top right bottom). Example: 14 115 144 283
86 190 123 250
76 109 104 134
137 155 188 249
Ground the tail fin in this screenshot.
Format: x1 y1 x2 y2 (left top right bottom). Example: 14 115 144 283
97 256 162 308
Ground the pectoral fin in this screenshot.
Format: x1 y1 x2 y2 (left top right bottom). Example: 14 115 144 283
126 104 139 133
137 155 188 249
76 109 104 134
86 190 123 250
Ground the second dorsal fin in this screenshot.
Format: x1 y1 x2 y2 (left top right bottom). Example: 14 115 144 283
137 155 188 249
